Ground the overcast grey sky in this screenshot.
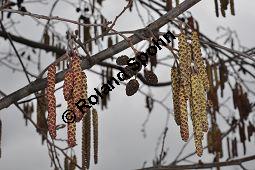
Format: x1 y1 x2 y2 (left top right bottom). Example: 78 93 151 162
0 0 255 170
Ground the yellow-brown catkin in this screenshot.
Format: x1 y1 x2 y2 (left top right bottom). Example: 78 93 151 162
171 66 181 126
198 76 209 132
71 54 89 122
178 33 191 99
92 108 98 164
190 73 203 157
179 85 189 142
63 70 74 101
82 109 91 170
46 64 57 139
67 97 76 147
191 31 210 92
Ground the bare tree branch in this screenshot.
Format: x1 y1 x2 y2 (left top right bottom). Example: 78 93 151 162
0 0 202 110
137 154 255 170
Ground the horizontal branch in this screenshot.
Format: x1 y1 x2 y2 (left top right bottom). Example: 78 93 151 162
138 154 255 170
0 8 108 27
0 0 202 110
0 31 65 55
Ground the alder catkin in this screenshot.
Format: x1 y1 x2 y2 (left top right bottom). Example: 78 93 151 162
178 33 191 99
46 64 57 139
179 85 189 142
197 76 208 132
92 108 98 164
191 31 210 92
71 54 89 122
171 66 181 126
63 70 74 101
190 73 204 156
46 64 56 93
82 109 91 170
67 97 76 147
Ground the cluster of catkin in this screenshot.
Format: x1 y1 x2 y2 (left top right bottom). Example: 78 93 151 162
46 52 99 168
171 31 209 157
63 52 89 147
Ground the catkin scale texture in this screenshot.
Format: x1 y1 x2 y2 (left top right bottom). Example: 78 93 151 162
82 110 91 170
46 64 57 139
191 31 210 91
197 76 209 132
171 67 181 126
47 92 57 138
71 54 89 122
63 70 74 101
179 85 189 142
67 98 76 147
178 33 191 99
92 108 98 164
190 73 204 156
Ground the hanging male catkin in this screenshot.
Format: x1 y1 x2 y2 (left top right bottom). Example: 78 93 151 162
82 109 91 170
179 85 189 142
67 98 76 147
178 33 191 100
46 64 57 139
171 67 181 126
191 31 210 92
71 54 89 122
63 70 74 101
197 76 208 132
92 108 98 164
190 73 204 156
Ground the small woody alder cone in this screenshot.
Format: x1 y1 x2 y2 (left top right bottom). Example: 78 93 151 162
144 69 158 84
191 31 210 91
67 98 76 147
126 79 139 96
171 67 181 126
179 85 189 142
63 70 74 101
46 64 57 139
116 55 129 65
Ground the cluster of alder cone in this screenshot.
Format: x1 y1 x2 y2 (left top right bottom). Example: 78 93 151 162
46 52 98 170
171 30 210 157
116 54 159 96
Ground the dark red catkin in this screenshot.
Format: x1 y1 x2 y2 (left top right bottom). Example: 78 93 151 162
46 64 57 139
